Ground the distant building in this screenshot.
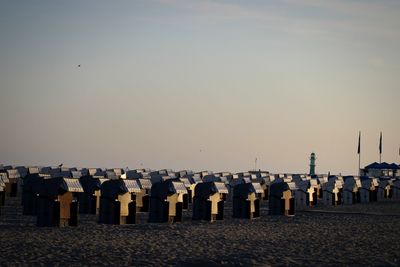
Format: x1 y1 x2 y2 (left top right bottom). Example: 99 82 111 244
361 162 400 178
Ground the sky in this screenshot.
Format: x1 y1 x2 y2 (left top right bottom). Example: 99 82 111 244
0 0 399 175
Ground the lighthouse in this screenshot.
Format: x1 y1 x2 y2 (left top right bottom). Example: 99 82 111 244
309 152 316 176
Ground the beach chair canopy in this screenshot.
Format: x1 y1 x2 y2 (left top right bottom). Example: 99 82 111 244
195 182 228 198
93 170 107 178
0 172 9 183
15 166 28 178
39 177 83 197
171 181 187 194
113 168 124 176
138 178 152 190
99 178 109 185
123 179 141 193
51 170 72 178
28 167 39 174
23 173 44 194
89 168 103 176
233 183 262 198
180 174 194 183
252 182 264 193
214 182 229 194
203 174 221 183
150 179 187 200
7 169 21 179
106 171 119 179
270 182 298 199
100 179 129 199
150 174 173 184
179 178 193 187
73 169 89 178
124 170 142 179
0 165 13 171
39 167 53 175
79 175 101 194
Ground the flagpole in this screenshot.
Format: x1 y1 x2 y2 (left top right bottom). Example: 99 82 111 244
357 131 361 176
379 132 382 163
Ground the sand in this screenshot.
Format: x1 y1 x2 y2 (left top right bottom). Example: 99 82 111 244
1 200 400 266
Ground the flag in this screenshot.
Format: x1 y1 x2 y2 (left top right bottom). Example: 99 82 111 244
357 131 361 154
379 132 382 154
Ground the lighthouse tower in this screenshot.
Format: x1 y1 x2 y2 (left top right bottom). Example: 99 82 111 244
309 152 316 176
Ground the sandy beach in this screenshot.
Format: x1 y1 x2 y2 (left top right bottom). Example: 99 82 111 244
1 200 400 266
1 0 399 265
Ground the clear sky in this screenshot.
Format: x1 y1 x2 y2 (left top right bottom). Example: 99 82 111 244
0 0 399 174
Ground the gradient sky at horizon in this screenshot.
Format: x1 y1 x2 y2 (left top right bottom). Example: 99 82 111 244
0 0 399 174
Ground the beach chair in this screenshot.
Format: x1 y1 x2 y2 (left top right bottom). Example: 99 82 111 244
342 176 362 205
377 179 393 201
392 178 400 200
232 182 262 219
269 182 297 216
21 173 43 215
78 174 101 214
322 177 343 206
36 177 83 227
134 178 152 212
192 182 228 222
359 177 379 203
148 179 187 223
98 179 137 225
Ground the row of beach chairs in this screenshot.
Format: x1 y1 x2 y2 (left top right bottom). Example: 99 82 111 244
1 164 399 226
